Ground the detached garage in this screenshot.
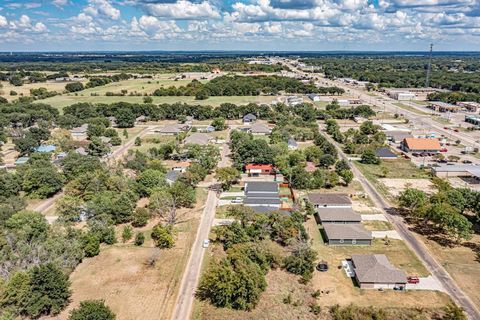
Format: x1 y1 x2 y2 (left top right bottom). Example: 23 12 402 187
322 224 372 246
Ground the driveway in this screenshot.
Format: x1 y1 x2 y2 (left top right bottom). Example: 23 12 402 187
406 276 446 292
371 230 402 240
361 214 388 222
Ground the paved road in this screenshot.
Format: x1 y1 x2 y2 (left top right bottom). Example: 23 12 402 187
319 126 480 319
171 132 231 320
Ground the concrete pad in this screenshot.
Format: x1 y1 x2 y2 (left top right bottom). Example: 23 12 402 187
219 192 244 197
372 230 402 240
361 214 388 222
406 276 446 292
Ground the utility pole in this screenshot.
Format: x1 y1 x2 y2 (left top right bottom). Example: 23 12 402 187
425 43 433 88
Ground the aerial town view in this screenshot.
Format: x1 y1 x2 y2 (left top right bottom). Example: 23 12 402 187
0 1 480 320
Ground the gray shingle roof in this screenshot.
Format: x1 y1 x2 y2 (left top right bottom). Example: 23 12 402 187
376 147 397 159
245 182 279 193
352 254 407 284
244 198 282 205
166 170 180 182
250 123 271 134
243 113 257 121
307 193 352 206
317 208 362 223
323 224 372 240
183 132 212 145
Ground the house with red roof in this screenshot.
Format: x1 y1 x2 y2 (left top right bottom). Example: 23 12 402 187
245 164 275 177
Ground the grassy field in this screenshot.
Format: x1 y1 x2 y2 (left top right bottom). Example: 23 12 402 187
363 220 394 231
393 102 430 116
354 159 431 201
0 80 84 101
417 231 480 309
48 188 208 320
39 94 275 110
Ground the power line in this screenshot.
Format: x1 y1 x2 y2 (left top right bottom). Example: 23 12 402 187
425 43 433 88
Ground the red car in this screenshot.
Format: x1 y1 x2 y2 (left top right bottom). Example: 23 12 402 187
454 129 459 132
440 148 448 152
407 276 420 284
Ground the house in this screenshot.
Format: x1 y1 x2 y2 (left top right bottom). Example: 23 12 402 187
183 132 213 145
308 94 321 102
401 138 441 153
244 182 281 209
15 157 30 166
165 170 181 185
316 208 362 224
75 147 88 156
249 123 271 135
286 96 303 106
243 113 257 123
35 145 56 153
287 138 298 150
375 147 397 160
322 224 372 246
135 115 147 123
172 161 190 173
107 116 117 127
245 164 275 177
351 254 407 289
307 193 352 209
70 124 88 141
156 124 188 135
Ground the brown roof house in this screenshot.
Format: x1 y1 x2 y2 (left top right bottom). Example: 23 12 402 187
401 138 441 153
316 208 362 224
323 224 372 246
307 193 352 209
351 254 407 289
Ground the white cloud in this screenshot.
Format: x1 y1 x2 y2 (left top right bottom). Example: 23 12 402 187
0 15 7 28
52 0 69 7
83 0 120 20
145 1 221 20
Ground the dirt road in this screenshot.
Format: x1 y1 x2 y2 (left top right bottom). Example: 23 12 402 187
319 126 480 320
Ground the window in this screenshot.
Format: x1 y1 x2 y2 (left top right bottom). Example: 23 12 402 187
339 239 344 244
352 240 357 244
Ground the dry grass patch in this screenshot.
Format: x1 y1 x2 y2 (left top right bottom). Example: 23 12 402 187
46 188 207 320
362 220 394 231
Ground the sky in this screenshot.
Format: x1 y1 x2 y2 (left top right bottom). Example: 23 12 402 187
0 0 479 51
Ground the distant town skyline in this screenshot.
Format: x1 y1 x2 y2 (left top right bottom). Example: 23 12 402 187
0 0 479 51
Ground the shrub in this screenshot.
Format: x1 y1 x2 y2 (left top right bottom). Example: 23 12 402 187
131 208 150 227
151 224 174 248
68 300 115 320
122 225 133 243
134 232 145 246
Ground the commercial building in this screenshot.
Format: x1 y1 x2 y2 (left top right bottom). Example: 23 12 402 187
401 138 441 153
432 165 480 179
351 254 407 290
458 101 480 113
428 101 461 113
387 90 416 101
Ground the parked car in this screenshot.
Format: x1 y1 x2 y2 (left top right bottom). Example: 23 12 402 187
202 239 210 248
443 127 449 130
463 160 473 164
407 276 420 284
454 129 459 132
412 152 420 157
440 148 448 152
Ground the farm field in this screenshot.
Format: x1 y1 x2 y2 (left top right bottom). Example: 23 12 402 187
45 188 208 320
0 80 85 101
